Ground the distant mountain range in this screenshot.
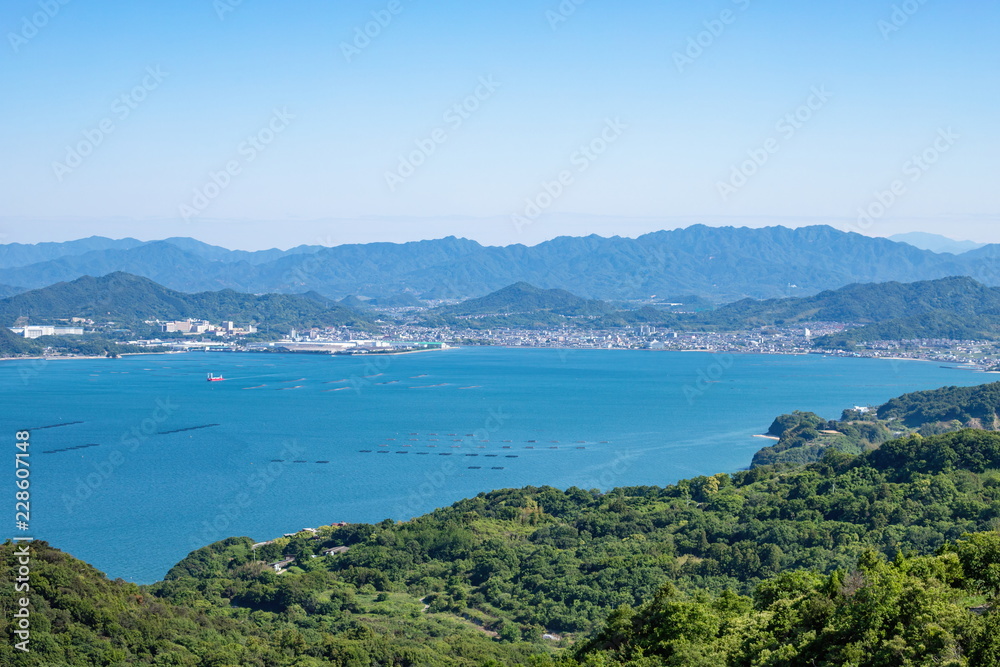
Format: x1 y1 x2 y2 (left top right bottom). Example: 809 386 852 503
0 236 324 270
888 232 985 254
0 273 373 332
426 276 1000 344
4 226 1000 301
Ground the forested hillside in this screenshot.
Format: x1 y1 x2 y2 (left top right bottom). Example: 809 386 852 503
754 382 1000 467
879 382 1000 429
0 272 374 331
0 323 38 356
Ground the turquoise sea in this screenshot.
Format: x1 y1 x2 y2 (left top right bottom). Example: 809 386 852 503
1 347 992 583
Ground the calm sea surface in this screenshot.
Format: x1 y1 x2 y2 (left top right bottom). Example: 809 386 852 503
1 347 991 582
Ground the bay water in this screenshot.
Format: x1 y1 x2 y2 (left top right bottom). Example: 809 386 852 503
1 347 990 582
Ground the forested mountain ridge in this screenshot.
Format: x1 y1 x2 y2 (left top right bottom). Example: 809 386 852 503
0 272 374 331
5 225 1000 301
0 284 24 298
0 235 324 270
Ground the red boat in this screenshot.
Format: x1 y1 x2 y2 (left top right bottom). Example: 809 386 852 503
206 373 225 382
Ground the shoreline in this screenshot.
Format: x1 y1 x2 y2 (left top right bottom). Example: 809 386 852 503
0 350 180 363
0 346 988 370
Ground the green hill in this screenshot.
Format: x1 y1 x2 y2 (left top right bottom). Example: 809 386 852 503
435 282 613 317
420 282 614 328
0 272 374 331
0 539 534 666
752 382 1000 468
706 276 997 327
877 381 1000 429
589 276 1000 344
0 324 39 356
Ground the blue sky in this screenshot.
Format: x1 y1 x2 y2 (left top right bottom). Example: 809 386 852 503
1 0 996 249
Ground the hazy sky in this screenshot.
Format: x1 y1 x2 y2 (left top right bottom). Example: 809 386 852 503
1 1 996 249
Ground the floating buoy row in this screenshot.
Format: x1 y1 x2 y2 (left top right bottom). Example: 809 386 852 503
27 421 84 431
42 443 100 454
390 436 609 444
157 424 220 435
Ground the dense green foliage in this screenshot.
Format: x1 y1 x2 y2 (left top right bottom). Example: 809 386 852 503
572 535 1000 665
0 329 166 359
0 539 547 666
0 324 39 356
752 410 891 467
878 382 1000 429
30 335 167 357
752 382 1000 467
0 272 374 331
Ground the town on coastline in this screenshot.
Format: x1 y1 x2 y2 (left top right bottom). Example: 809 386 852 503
9 314 999 369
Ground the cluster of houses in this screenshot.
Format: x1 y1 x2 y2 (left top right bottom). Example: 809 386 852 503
252 522 351 572
155 319 257 335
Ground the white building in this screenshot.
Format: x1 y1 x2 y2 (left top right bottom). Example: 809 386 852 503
11 326 84 339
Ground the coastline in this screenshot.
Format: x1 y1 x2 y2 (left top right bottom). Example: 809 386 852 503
0 345 989 371
0 350 181 363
